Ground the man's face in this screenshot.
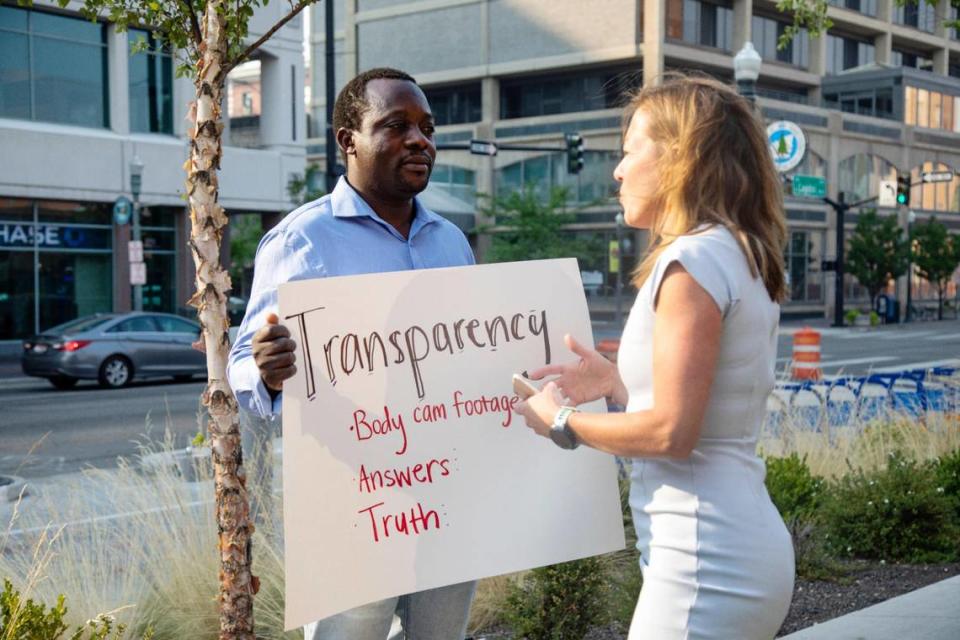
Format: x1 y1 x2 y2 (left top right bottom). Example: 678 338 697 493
348 78 436 199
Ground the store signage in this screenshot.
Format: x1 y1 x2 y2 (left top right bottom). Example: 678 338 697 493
767 120 806 173
0 223 111 250
791 175 826 198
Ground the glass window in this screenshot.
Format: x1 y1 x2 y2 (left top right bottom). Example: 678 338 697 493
826 33 874 74
423 83 482 126
0 7 108 127
0 31 30 119
0 251 35 340
931 91 942 129
143 253 176 312
752 15 808 67
838 153 897 201
676 0 733 51
38 252 112 331
46 314 114 334
128 29 174 134
784 229 824 303
910 162 960 213
0 5 28 30
917 89 930 127
0 198 34 223
500 67 641 119
154 315 198 334
905 86 917 125
38 201 111 225
109 316 158 333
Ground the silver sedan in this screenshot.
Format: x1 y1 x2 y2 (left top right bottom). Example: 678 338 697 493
21 312 207 389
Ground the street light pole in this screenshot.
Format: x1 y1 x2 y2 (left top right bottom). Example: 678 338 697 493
324 0 338 192
905 209 916 322
733 42 761 103
614 212 624 329
129 156 144 311
823 191 850 327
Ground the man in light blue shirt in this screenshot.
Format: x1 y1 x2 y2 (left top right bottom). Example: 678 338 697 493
227 68 476 639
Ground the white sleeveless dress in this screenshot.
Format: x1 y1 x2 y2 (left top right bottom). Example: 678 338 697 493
619 225 794 639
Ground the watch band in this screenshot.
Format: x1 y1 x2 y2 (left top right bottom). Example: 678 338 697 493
550 406 579 450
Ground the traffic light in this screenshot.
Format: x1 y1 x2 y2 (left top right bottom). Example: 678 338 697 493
565 133 585 175
896 174 911 206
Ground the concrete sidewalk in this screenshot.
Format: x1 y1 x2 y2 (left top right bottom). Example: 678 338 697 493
781 575 960 639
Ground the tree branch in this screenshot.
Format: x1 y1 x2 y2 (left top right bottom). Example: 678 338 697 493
223 0 312 76
182 0 203 45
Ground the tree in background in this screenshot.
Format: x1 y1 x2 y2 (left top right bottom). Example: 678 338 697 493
911 217 960 320
775 0 957 48
20 0 320 636
846 210 909 311
287 162 326 205
482 186 604 267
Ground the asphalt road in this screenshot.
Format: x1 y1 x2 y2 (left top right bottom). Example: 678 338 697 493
0 375 207 479
1 319 957 480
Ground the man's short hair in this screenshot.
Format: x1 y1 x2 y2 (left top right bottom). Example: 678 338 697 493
333 67 418 132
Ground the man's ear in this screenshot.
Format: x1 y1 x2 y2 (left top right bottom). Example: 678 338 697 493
336 128 356 158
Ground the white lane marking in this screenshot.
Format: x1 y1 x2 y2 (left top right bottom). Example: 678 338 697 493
926 333 960 341
873 359 960 373
819 356 899 368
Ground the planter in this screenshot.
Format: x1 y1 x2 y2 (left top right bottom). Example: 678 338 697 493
854 314 871 327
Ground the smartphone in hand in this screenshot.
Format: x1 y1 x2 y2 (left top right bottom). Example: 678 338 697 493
512 373 539 400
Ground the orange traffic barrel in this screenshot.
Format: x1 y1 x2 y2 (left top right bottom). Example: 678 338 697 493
792 327 822 380
596 339 620 364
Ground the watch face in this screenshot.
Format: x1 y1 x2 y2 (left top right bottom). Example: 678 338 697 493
550 426 577 450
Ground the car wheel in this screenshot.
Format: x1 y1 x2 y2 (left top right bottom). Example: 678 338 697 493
173 374 193 383
99 356 133 388
49 376 78 390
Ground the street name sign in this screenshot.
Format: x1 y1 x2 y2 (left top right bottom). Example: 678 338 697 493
921 171 955 184
469 139 498 156
791 174 826 198
278 260 625 629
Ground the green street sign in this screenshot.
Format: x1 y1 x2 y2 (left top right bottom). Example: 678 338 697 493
792 174 826 198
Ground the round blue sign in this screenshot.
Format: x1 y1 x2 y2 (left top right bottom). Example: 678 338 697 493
113 196 133 225
766 121 806 173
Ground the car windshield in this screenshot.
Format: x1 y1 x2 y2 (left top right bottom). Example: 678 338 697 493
43 315 114 335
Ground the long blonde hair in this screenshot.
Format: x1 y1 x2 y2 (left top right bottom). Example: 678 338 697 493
625 74 788 302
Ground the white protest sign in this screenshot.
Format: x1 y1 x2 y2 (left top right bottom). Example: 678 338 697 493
278 259 625 629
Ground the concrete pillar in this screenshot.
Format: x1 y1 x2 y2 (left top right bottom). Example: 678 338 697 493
172 73 196 140
874 32 893 65
107 25 129 135
876 0 893 23
345 0 358 79
260 51 305 153
473 119 495 261
809 33 829 104
732 0 753 54
932 47 950 76
642 0 665 86
481 77 499 125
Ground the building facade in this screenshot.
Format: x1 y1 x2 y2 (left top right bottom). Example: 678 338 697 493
0 0 306 342
307 0 960 319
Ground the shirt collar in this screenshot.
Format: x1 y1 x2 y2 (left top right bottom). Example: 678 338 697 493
330 176 441 237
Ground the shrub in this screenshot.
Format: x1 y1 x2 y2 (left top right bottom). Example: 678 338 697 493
504 557 609 640
931 448 960 520
822 451 960 562
765 453 826 523
0 579 144 640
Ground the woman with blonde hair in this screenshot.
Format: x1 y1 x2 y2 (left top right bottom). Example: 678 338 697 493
516 75 795 639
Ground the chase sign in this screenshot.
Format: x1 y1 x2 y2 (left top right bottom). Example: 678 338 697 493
767 120 806 173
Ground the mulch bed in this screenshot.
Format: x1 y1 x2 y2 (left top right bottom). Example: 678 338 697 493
777 561 960 637
471 561 960 639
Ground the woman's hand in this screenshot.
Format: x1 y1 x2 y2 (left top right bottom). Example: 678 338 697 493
528 334 626 406
515 381 565 438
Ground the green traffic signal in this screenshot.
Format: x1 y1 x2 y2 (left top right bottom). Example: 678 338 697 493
895 174 910 207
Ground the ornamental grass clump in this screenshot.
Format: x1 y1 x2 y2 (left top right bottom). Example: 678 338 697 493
0 430 292 639
821 451 960 563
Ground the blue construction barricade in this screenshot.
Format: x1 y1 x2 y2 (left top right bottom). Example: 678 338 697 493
765 367 959 433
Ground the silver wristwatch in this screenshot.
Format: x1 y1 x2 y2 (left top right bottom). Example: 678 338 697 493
549 406 579 450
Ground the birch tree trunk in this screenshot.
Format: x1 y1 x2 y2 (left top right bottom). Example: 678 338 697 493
186 2 257 637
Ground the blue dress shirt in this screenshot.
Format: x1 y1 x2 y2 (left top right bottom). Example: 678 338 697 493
226 177 476 418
